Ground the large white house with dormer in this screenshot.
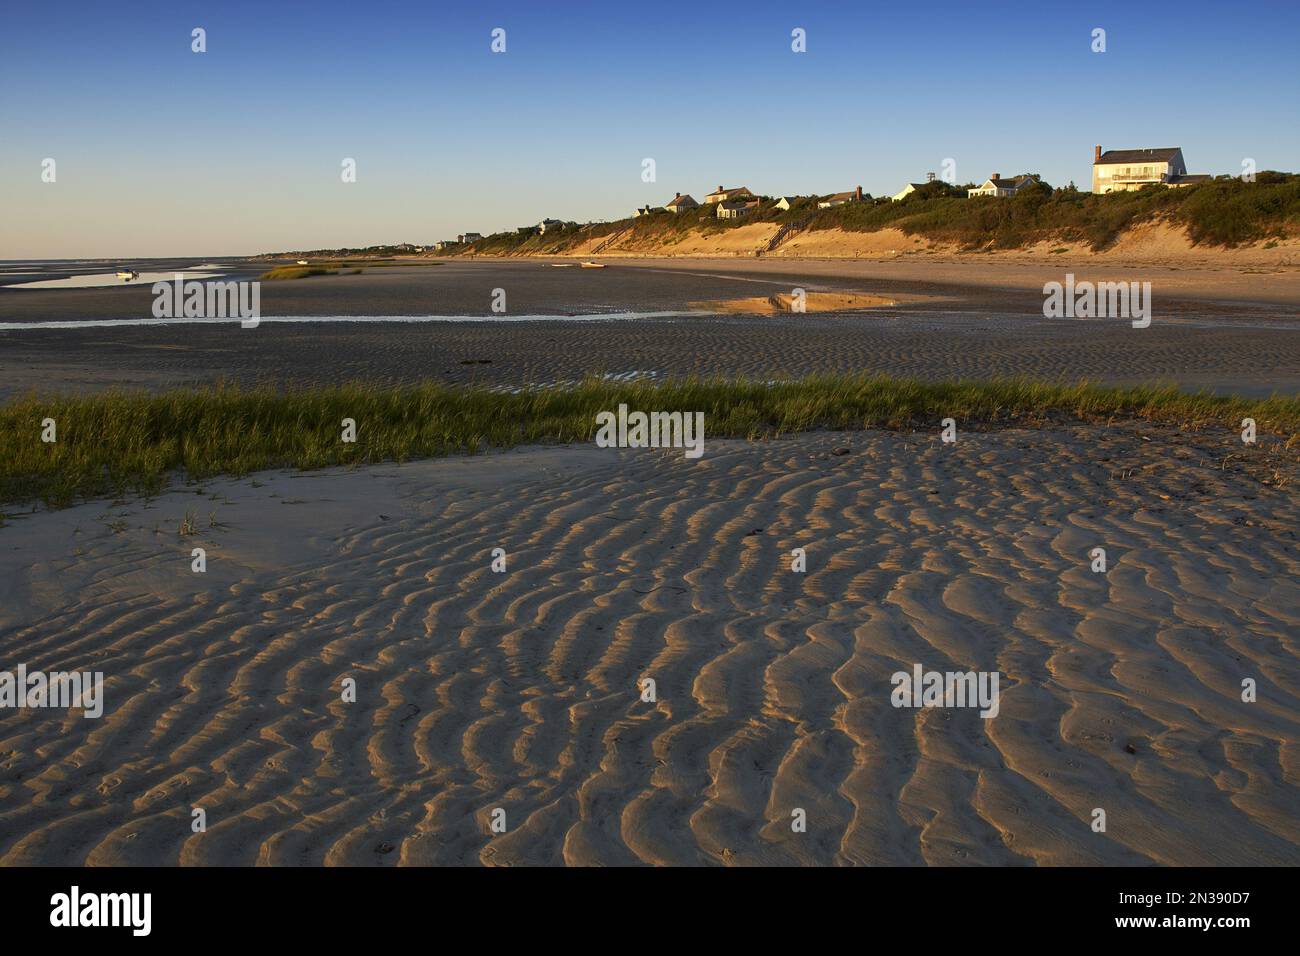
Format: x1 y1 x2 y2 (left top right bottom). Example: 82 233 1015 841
1091 146 1210 193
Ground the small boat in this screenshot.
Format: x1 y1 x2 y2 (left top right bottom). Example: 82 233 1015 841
296 259 310 265
579 261 606 269
115 269 140 281
549 262 575 268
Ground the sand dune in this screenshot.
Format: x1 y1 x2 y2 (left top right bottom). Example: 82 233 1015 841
1 427 1297 866
473 220 1300 269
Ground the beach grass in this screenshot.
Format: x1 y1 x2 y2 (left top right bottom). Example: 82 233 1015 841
260 265 338 280
813 175 1300 250
2 376 1297 509
260 259 443 280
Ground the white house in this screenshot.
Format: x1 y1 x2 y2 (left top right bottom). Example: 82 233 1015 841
705 185 754 204
1091 146 1210 193
664 192 698 213
633 205 656 217
458 233 483 243
891 183 927 202
716 199 760 219
773 196 798 210
967 173 1037 198
817 185 865 209
538 219 568 234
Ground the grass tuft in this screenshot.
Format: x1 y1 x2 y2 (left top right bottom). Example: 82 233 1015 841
3 376 1297 509
259 266 337 281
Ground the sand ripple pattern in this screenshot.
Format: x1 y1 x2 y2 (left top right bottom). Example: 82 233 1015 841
1 428 1298 865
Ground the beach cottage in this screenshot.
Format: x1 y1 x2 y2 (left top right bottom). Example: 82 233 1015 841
891 183 928 201
1091 146 1210 193
967 173 1037 198
664 193 699 213
705 185 754 204
716 199 760 219
818 186 864 209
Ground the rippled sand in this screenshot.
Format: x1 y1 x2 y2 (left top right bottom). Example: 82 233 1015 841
1 426 1297 865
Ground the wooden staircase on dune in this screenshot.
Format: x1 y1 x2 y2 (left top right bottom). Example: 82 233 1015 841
758 214 816 256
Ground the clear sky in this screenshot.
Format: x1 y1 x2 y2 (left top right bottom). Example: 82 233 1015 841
2 0 1297 258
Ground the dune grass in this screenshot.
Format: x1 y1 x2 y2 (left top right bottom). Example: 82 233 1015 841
260 259 443 280
804 178 1299 250
1 375 1296 510
260 265 338 280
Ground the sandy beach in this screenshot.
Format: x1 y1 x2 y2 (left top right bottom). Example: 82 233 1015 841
2 253 1298 869
1 423 1297 866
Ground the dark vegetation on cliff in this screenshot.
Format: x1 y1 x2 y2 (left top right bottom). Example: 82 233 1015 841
449 173 1299 256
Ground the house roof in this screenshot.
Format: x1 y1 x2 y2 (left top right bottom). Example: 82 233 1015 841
706 186 751 197
1096 147 1181 164
987 175 1035 187
825 190 858 201
718 199 759 209
666 194 696 205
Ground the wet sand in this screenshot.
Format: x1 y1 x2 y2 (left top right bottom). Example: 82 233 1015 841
1 259 1298 398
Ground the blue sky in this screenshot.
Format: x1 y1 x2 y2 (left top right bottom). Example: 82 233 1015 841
2 0 1297 257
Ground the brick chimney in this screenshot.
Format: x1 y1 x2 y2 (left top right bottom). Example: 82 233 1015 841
717 185 724 192
991 172 1000 180
1094 144 1102 163
855 185 863 200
